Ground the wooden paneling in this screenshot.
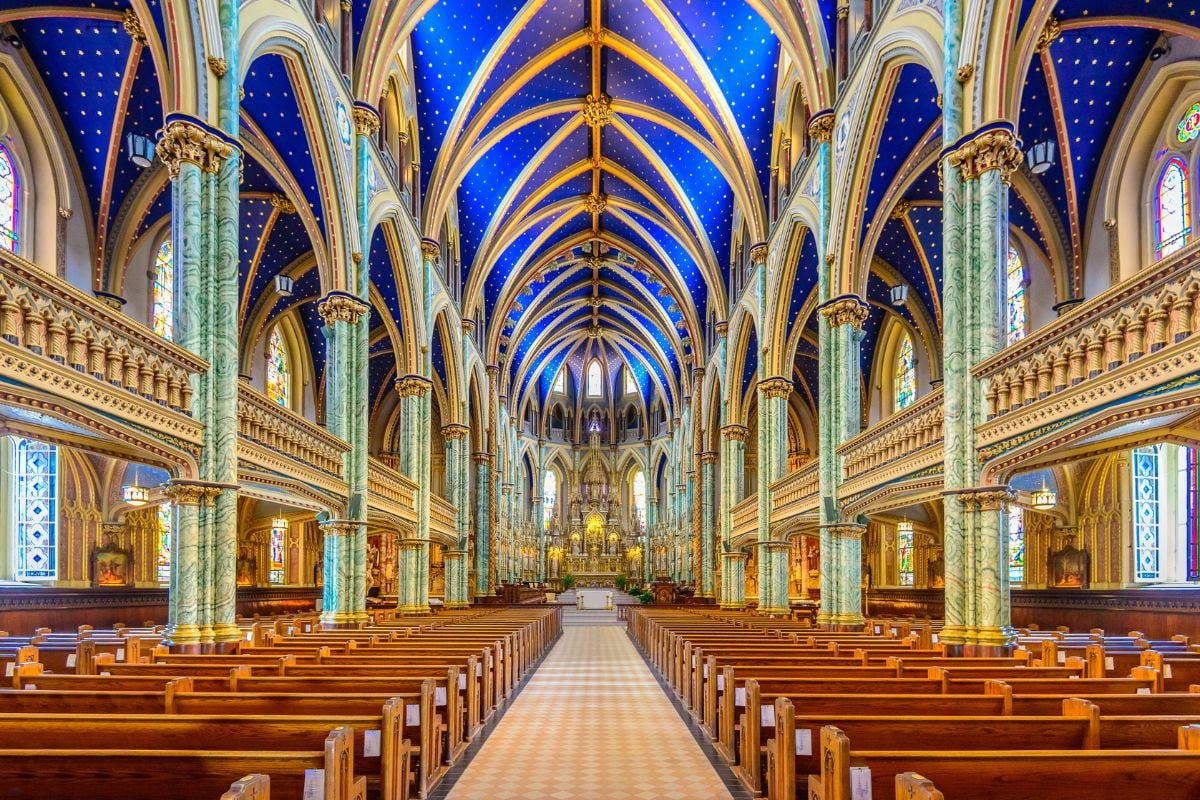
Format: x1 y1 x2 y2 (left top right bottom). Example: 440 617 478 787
0 587 319 635
867 589 1200 639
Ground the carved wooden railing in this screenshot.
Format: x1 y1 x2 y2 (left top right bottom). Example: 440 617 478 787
836 388 945 501
366 457 419 523
768 460 819 523
430 493 459 543
975 242 1200 459
237 384 349 494
731 494 759 541
0 250 205 444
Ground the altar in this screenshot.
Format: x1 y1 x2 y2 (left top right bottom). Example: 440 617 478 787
576 589 613 610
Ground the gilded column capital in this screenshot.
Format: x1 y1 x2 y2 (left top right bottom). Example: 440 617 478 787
395 375 432 397
700 451 719 465
749 243 768 265
818 294 870 329
441 423 470 441
807 110 835 142
757 377 793 399
420 238 441 263
397 131 410 144
269 193 297 214
472 451 494 466
352 102 381 136
780 137 792 151
157 115 236 179
946 485 1016 512
462 318 476 334
720 424 749 442
582 92 613 127
319 520 359 537
318 292 370 325
820 522 866 540
162 480 228 506
946 123 1023 185
714 320 729 338
836 5 849 19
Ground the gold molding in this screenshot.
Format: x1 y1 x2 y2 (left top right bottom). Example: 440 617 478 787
157 119 234 179
1035 17 1062 53
721 424 749 442
396 376 432 398
947 127 1023 185
122 9 147 43
582 93 613 127
317 293 370 326
269 193 297 214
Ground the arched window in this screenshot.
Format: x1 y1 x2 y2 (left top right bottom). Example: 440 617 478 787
1005 245 1027 345
11 438 57 579
897 522 914 586
1008 506 1025 583
151 238 174 340
0 144 18 253
552 369 565 394
1129 444 1198 582
587 360 602 397
156 502 172 584
894 333 916 411
1133 444 1165 581
269 518 287 584
625 367 637 395
266 326 290 408
632 469 647 530
542 471 557 530
1155 157 1192 260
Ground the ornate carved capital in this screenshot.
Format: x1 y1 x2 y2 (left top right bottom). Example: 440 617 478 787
269 193 297 214
420 238 441 263
122 9 147 43
157 116 235 179
808 111 835 143
395 375 432 398
441 423 470 441
1035 16 1061 52
700 451 719 465
352 103 381 136
162 480 226 507
947 125 1023 185
749 243 768 265
946 485 1016 512
781 137 792 151
889 199 912 220
319 520 359 537
758 377 793 399
583 192 608 214
582 93 613 127
397 131 409 144
206 56 228 78
714 320 729 338
720 424 749 442
462 318 476 334
472 451 494 466
821 522 866 540
317 292 370 325
818 294 870 329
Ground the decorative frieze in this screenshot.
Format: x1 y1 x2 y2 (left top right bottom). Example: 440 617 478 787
317 292 370 325
818 294 870 329
157 116 235 178
946 125 1023 185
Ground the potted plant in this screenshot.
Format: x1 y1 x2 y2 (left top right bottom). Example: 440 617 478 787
562 574 576 591
615 574 628 592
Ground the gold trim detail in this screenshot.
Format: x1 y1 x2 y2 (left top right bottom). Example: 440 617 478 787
353 106 381 136
582 93 614 127
207 56 228 78
819 296 870 329
956 64 975 83
808 114 835 142
157 119 234 179
749 244 768 265
396 376 432 398
947 127 1023 185
1035 17 1061 52
317 294 370 325
122 9 147 43
890 199 912 220
758 377 793 399
269 193 297 214
162 482 225 506
420 239 441 262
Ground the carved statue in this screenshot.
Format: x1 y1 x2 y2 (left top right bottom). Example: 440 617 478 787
928 553 945 589
1049 535 1090 588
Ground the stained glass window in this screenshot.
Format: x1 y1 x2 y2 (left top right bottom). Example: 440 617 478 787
156 502 172 584
895 334 916 411
897 524 914 586
632 469 647 530
625 368 637 395
587 360 602 397
1133 444 1164 581
1006 246 1027 345
552 369 564 394
151 239 174 340
542 471 556 530
266 327 290 408
1178 102 1200 144
1008 506 1025 583
270 519 286 584
1155 157 1191 260
0 144 17 253
12 438 57 579
1186 447 1199 582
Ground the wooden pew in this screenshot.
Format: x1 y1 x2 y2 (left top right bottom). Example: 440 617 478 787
220 774 270 800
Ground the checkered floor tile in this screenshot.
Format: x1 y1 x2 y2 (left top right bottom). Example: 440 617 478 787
444 623 733 800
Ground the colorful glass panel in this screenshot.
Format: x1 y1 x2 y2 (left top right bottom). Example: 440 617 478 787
1155 158 1191 260
1133 444 1163 581
895 334 916 410
632 469 647 530
152 239 174 340
270 521 286 584
1178 102 1200 144
0 144 17 253
266 327 290 408
12 438 56 579
1006 246 1027 345
1008 506 1026 583
587 360 602 396
157 502 172 584
897 526 914 586
542 471 556 530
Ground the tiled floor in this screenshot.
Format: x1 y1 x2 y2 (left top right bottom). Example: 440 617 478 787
442 615 736 800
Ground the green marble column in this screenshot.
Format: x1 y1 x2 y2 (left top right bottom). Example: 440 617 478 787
816 296 869 629
442 423 470 607
719 423 748 608
757 376 793 614
643 438 654 585
473 451 492 595
535 439 546 582
396 374 432 613
699 451 718 597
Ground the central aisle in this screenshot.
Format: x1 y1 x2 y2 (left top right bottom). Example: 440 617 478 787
442 612 735 800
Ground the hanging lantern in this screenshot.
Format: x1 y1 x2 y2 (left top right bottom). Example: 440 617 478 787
1026 140 1056 175
126 133 156 168
896 518 913 535
890 284 909 306
1031 481 1057 510
123 482 150 506
271 517 289 531
274 275 294 296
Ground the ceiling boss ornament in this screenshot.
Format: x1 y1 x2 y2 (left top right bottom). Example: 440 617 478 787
583 192 608 214
582 93 614 127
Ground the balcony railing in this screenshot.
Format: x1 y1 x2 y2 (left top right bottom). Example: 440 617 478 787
0 250 205 445
237 383 349 489
836 388 945 497
366 457 419 523
731 494 759 542
768 460 819 523
430 493 459 543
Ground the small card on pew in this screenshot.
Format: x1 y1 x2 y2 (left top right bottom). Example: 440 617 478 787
761 704 775 727
23 684 35 691
735 687 746 706
795 729 812 756
364 729 381 757
66 654 76 668
850 766 871 800
4 663 12 677
303 769 325 800
717 675 725 690
458 674 466 690
436 687 447 707
406 704 421 725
